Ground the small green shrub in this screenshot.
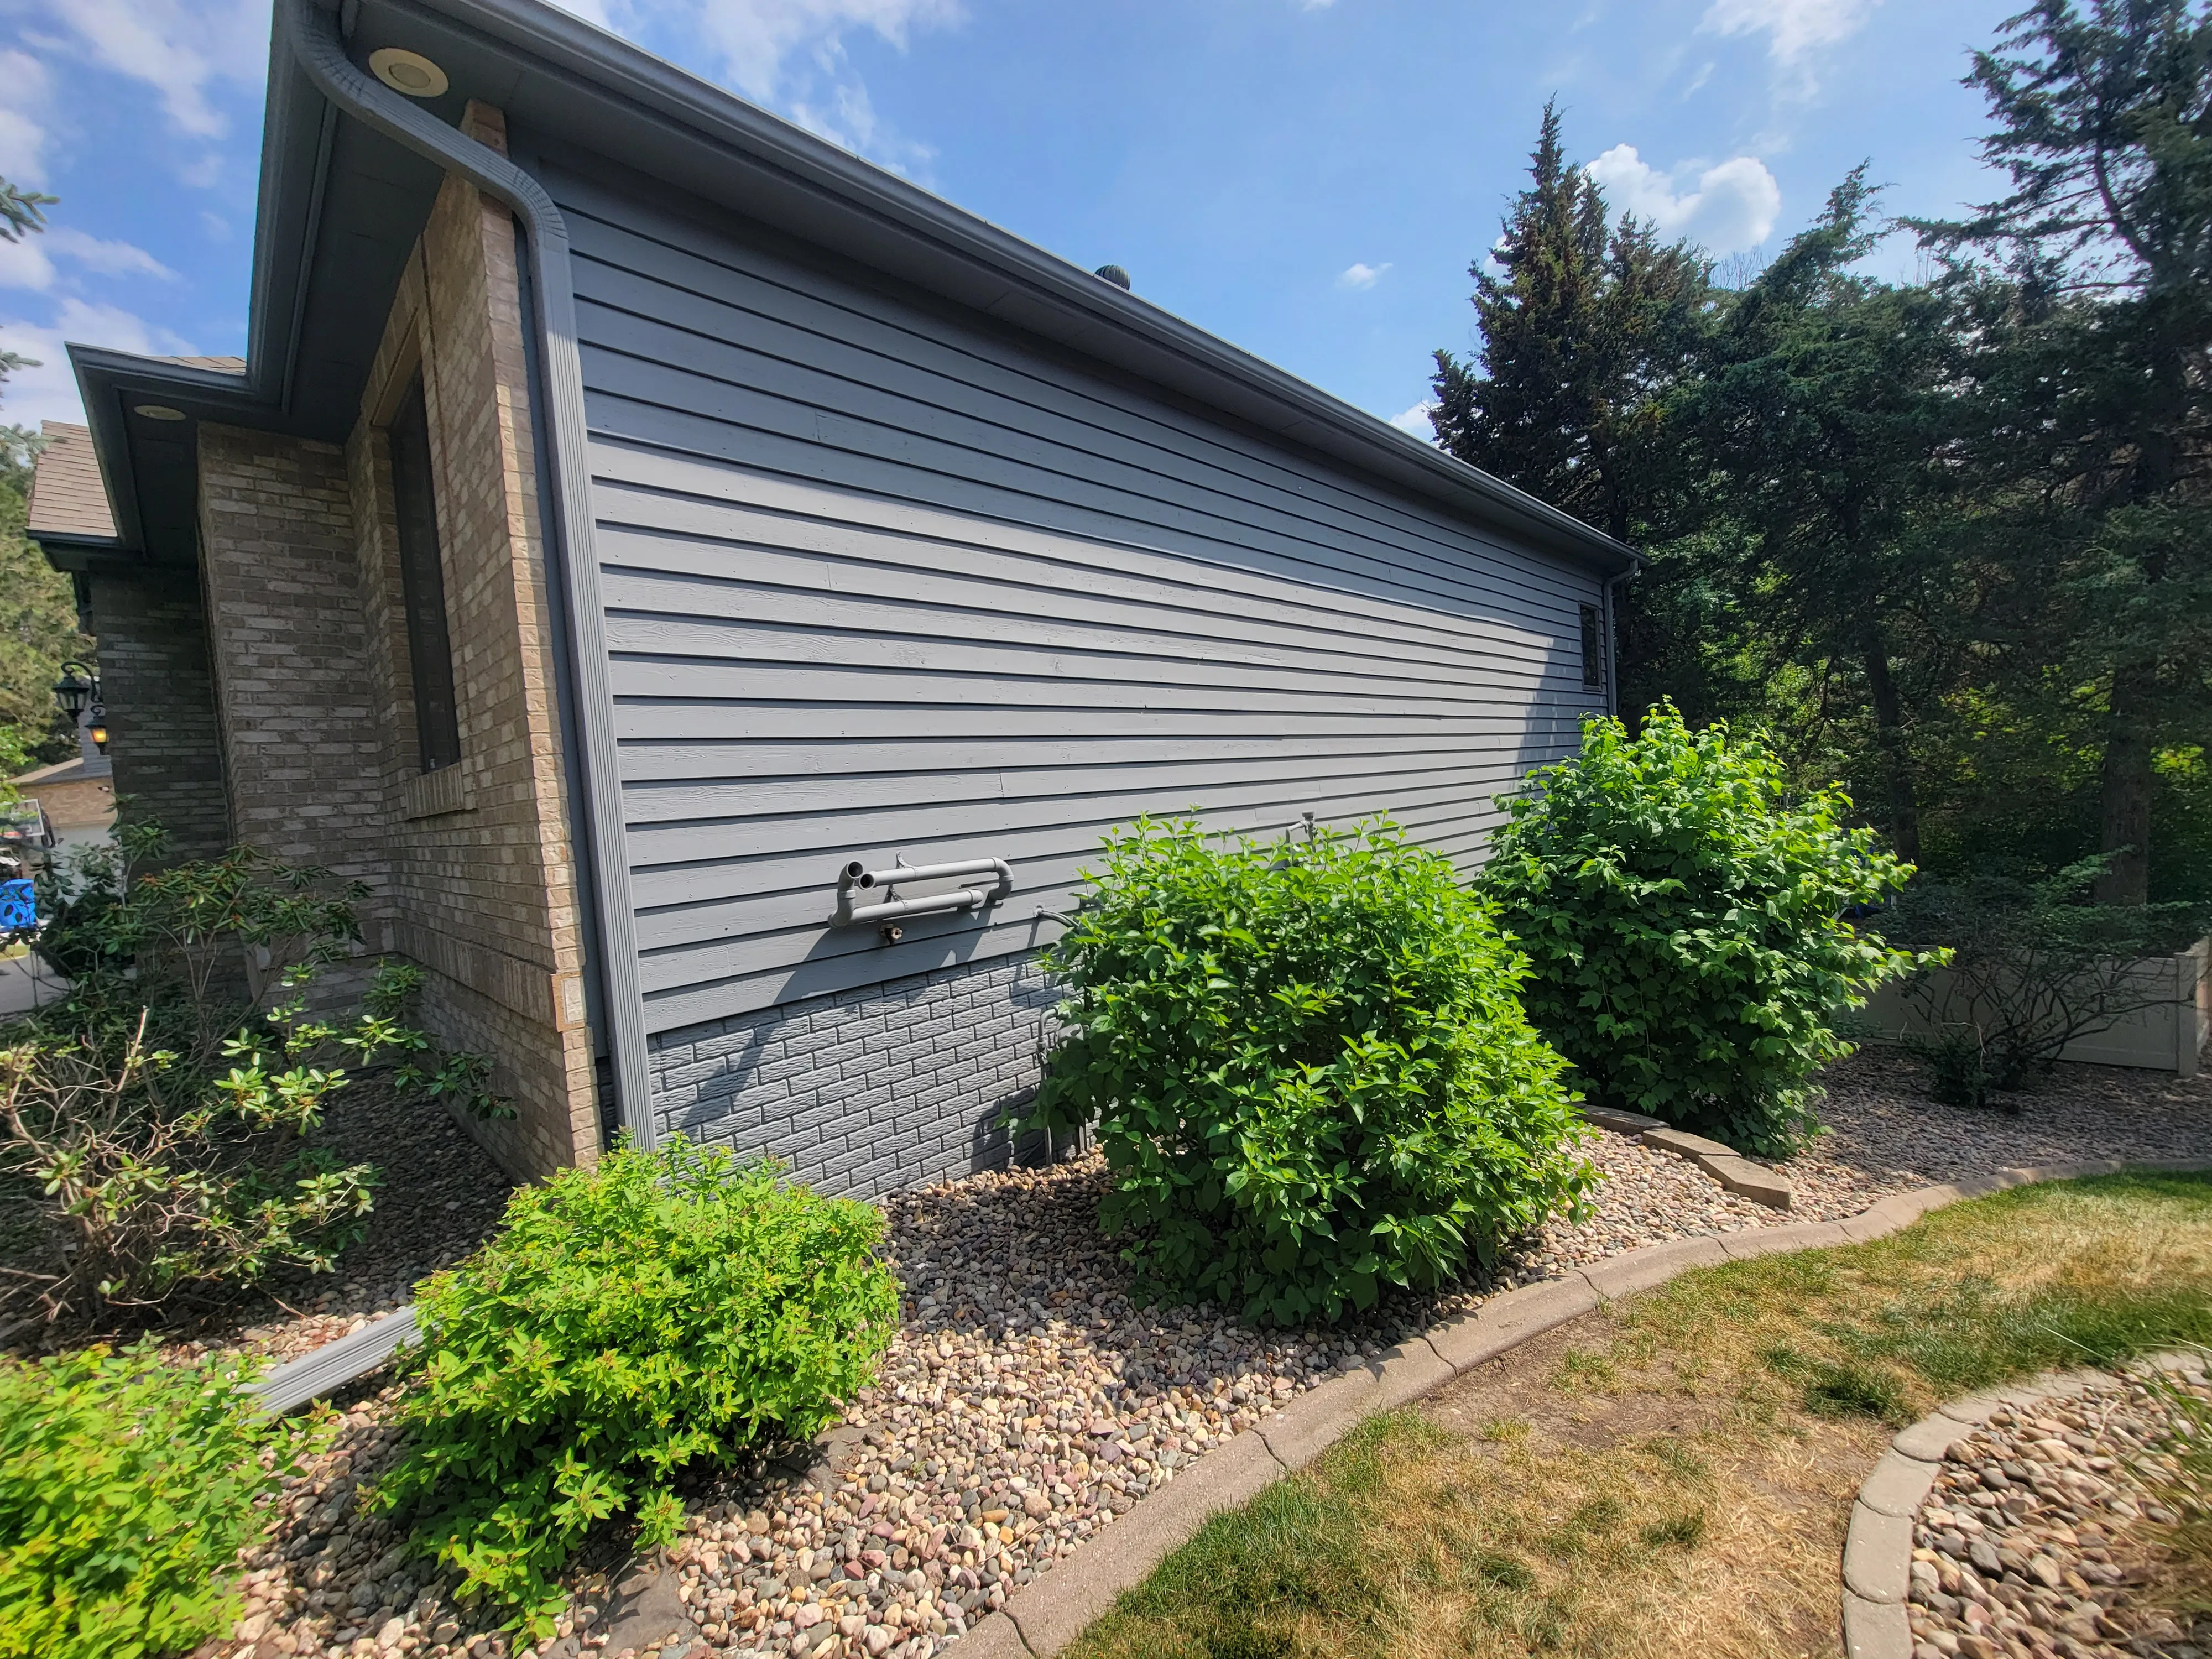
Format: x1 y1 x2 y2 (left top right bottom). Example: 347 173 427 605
1478 706 1921 1156
3 830 517 1323
1026 817 1592 1326
373 1138 900 1634
0 1342 322 1659
1875 857 2212 1108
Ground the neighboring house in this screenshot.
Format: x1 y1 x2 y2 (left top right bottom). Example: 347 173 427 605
25 0 1637 1192
6 749 116 863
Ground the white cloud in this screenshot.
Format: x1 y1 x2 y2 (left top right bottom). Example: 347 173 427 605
35 0 270 143
47 228 175 280
0 228 177 293
1388 401 1437 441
0 50 53 185
0 298 198 426
639 0 964 105
1700 0 1877 77
1337 261 1391 291
0 239 52 292
1585 144 1781 254
557 0 958 175
788 65 935 175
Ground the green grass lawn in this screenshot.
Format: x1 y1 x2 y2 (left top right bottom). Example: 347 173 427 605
1063 1173 2212 1659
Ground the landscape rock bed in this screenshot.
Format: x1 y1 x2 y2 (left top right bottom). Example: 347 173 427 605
1906 1360 2211 1659
204 1076 515 1367
207 1050 2212 1659
1812 1050 2212 1189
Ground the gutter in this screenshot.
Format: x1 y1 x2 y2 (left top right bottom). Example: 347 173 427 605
281 0 656 1148
1601 564 1636 722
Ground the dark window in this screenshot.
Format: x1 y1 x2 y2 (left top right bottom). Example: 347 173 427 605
1580 603 1604 691
388 376 461 773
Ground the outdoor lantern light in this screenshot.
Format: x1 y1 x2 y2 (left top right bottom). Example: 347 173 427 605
86 708 108 753
51 662 96 721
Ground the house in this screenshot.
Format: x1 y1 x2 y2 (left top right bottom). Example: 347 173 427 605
5 748 116 861
25 0 1637 1192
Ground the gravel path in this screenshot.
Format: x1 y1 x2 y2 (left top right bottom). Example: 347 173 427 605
208 1046 2212 1659
1908 1358 2211 1659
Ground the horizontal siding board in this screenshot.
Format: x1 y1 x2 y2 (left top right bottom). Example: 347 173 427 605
543 157 1604 1035
624 762 1542 919
604 615 1582 710
573 294 1589 620
592 526 1565 686
613 705 1569 745
609 661 1581 724
614 728 1559 784
589 446 1579 659
623 749 1526 838
583 387 1580 640
547 182 1600 597
639 792 1509 993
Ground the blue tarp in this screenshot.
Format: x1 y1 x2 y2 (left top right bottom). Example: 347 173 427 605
0 879 36 933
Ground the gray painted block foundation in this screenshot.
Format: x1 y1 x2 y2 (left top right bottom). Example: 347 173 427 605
647 951 1066 1197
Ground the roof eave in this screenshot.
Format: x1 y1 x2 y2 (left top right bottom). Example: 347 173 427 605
399 0 1643 576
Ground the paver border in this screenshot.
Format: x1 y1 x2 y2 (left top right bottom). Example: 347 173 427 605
1839 1348 2209 1659
959 1156 2212 1659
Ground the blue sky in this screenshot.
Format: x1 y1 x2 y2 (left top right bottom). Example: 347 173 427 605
0 0 2012 436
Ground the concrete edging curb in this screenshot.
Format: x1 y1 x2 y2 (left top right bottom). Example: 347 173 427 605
962 1155 2212 1659
1840 1345 2211 1659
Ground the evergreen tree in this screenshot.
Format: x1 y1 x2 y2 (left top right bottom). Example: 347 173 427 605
1429 101 1709 544
1686 170 1969 862
1914 0 2212 903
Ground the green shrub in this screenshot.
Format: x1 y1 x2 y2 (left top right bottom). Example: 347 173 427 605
0 1342 321 1659
3 829 515 1324
1478 706 1918 1156
1875 857 2212 1108
372 1138 900 1634
1025 817 1592 1326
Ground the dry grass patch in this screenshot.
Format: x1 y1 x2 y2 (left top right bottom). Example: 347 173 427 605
1062 1173 2212 1659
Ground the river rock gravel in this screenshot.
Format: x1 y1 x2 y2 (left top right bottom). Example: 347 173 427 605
205 1046 2212 1659
1906 1357 2212 1659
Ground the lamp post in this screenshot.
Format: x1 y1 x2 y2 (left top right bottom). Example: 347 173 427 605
51 661 105 754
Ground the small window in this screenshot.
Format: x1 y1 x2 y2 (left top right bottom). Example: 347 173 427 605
1579 603 1604 691
387 375 462 773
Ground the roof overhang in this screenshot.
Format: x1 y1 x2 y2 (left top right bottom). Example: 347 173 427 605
55 0 1641 579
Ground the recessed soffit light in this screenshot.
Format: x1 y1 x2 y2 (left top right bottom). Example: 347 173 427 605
133 404 187 422
369 48 449 99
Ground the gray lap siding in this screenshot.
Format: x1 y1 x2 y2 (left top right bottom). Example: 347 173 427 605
529 143 1607 1188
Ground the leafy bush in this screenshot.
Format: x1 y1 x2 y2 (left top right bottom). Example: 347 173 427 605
1478 706 1919 1156
1025 817 1592 1327
1875 858 2212 1108
1 829 509 1322
372 1138 900 1634
0 1341 323 1659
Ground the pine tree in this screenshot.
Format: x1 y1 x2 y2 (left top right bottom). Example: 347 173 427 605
1429 101 1709 544
1914 0 2212 903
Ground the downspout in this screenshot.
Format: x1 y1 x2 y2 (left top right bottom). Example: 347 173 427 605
281 0 658 1149
1600 566 1633 722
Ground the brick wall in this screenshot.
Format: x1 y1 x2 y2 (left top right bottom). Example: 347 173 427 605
338 102 600 1180
198 427 387 895
86 570 228 861
648 951 1067 1198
